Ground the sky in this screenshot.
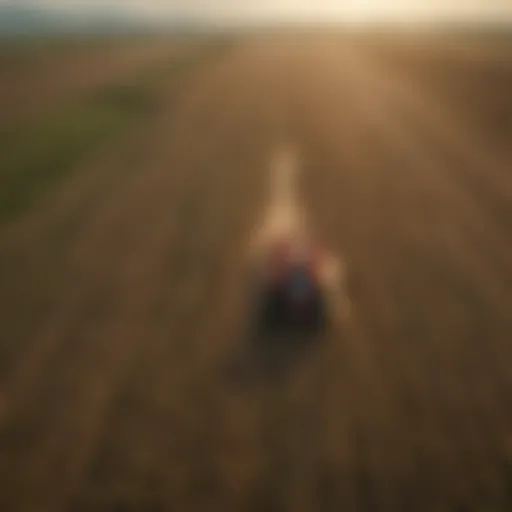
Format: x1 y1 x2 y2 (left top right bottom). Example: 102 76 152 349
4 0 512 24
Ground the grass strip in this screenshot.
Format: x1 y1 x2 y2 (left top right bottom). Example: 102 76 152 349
0 38 233 225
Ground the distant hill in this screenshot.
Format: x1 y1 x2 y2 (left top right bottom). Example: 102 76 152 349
0 4 61 35
0 3 179 36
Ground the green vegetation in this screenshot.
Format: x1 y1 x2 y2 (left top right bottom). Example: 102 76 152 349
0 40 232 225
0 83 154 224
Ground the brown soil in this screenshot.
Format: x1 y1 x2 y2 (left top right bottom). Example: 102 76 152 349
0 34 511 512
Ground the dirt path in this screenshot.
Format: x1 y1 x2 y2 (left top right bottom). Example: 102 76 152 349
0 36 511 512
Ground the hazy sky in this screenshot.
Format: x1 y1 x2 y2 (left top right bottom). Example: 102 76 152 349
7 0 512 22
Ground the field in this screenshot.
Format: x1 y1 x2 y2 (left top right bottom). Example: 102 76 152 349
0 32 511 511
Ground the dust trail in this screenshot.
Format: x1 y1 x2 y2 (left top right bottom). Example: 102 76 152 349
250 145 306 254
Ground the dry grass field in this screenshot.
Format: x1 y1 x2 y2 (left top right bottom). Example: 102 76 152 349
0 32 511 511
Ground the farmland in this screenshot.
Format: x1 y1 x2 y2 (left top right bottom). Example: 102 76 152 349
0 32 511 511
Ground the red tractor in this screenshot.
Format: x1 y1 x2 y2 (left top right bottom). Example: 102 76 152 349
251 235 334 335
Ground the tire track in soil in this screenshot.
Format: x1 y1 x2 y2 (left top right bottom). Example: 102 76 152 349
330 43 510 508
